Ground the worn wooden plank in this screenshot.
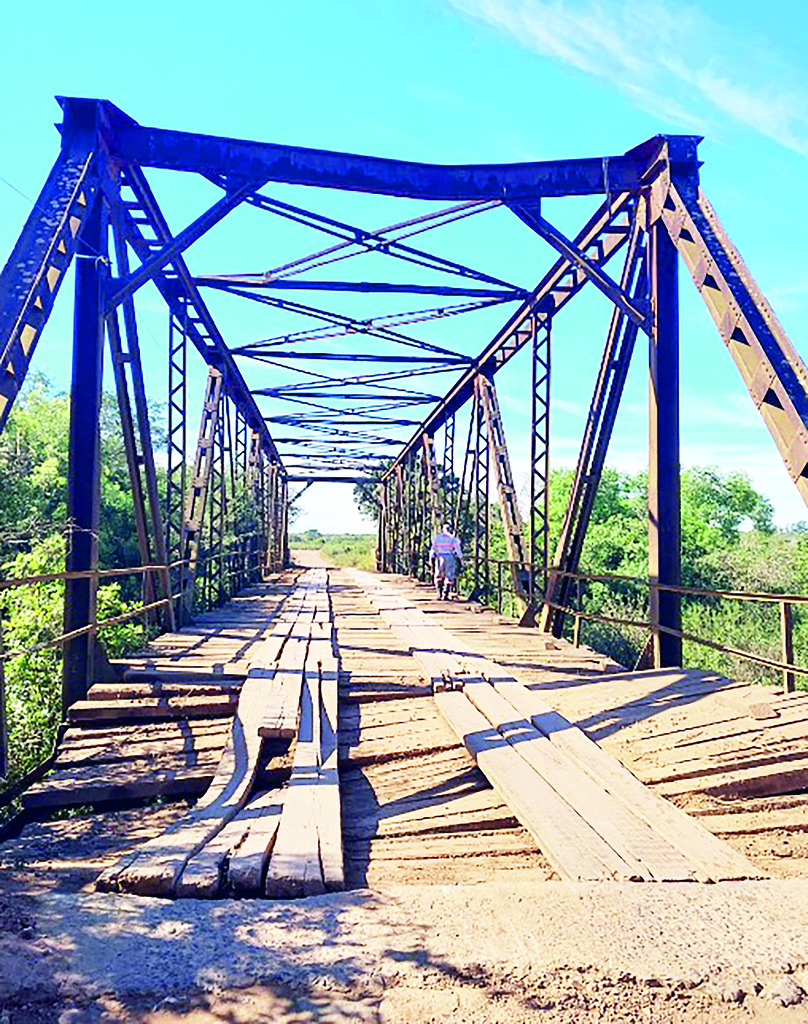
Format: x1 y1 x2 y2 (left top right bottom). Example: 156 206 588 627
87 681 242 700
434 690 634 881
316 642 343 891
492 680 763 881
257 637 306 740
24 763 214 809
227 788 286 894
265 667 324 897
462 680 696 882
69 694 238 722
99 670 273 897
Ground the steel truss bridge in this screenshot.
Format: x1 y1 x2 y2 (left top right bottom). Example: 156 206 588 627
2 95 808 718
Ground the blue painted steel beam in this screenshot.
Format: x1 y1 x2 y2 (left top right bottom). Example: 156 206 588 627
197 278 527 299
105 115 688 199
236 351 472 363
0 100 102 430
507 203 650 328
239 192 517 288
62 190 106 710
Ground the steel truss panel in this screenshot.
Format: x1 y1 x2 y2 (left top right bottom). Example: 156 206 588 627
540 219 647 633
477 375 529 605
180 367 224 614
107 165 282 467
385 193 640 475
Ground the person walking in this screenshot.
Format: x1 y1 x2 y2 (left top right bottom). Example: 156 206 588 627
429 524 463 600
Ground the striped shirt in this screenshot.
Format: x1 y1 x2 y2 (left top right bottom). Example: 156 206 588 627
430 532 462 557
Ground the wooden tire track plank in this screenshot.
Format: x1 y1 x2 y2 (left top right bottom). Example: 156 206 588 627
97 669 274 897
315 632 344 892
256 638 306 740
93 570 313 897
462 680 696 882
265 657 324 897
435 691 623 881
177 787 285 898
227 787 286 894
356 572 761 883
91 567 341 899
264 569 344 896
491 680 764 881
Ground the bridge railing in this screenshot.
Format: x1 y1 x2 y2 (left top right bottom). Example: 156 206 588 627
0 539 269 799
476 559 807 692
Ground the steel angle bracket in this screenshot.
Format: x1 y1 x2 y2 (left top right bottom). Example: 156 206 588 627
663 182 808 504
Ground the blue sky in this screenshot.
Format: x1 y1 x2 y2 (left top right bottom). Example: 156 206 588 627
1 0 806 532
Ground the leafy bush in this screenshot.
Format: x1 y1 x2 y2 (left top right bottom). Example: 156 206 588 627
0 535 149 785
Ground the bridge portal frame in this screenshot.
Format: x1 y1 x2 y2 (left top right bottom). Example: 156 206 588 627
0 97 806 712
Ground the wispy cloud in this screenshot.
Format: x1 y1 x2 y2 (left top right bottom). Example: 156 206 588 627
447 0 808 155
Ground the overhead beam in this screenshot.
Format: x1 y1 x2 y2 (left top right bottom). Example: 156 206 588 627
286 475 374 484
197 278 526 299
104 116 691 200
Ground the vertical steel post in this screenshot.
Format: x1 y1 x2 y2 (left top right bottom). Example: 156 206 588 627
780 600 795 693
280 473 290 565
166 297 188 617
394 465 405 573
63 191 106 712
377 481 387 571
529 316 551 609
442 413 456 527
649 218 682 668
404 451 415 575
112 225 174 630
471 378 490 600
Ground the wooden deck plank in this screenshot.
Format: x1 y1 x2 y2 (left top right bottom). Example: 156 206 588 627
435 690 631 880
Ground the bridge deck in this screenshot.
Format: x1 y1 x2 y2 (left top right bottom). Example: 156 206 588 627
13 557 808 892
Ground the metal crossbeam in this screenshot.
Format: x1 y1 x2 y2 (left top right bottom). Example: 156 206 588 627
539 219 648 634
477 375 529 606
107 179 263 309
108 119 672 199
107 165 282 465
